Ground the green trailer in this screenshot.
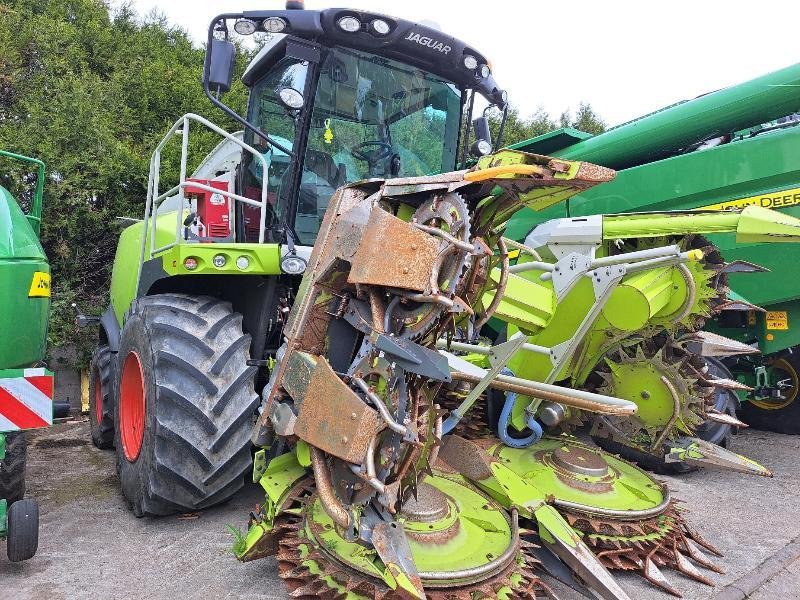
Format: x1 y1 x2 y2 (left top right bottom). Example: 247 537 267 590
506 63 800 437
0 150 54 561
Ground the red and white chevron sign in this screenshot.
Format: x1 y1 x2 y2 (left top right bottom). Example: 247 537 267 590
0 368 54 432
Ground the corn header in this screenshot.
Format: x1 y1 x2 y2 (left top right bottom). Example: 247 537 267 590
235 151 800 599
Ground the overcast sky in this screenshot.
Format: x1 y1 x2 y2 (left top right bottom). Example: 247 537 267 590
124 0 798 126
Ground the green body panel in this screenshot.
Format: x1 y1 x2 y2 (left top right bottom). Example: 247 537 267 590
0 184 49 369
510 63 800 171
109 211 282 324
462 438 666 517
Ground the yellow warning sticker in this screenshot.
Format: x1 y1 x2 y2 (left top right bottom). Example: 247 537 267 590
766 311 788 331
28 271 51 298
699 187 800 212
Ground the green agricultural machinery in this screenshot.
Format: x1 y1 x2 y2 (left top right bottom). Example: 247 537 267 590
505 63 800 461
88 3 800 598
0 150 54 562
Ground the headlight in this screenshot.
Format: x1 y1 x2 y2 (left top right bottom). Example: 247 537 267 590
236 256 250 270
472 139 493 156
370 19 390 35
263 17 287 33
278 87 304 110
479 64 491 78
281 254 308 275
233 19 257 35
212 254 227 268
183 257 199 271
338 16 361 32
463 55 478 70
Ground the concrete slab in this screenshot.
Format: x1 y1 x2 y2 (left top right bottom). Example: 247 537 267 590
2 422 800 599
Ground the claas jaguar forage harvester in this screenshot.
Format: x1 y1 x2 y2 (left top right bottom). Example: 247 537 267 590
86 3 800 599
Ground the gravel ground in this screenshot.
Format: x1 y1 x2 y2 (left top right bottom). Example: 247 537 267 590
2 421 800 600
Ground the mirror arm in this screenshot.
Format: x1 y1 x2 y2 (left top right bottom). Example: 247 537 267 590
495 104 509 149
203 15 295 158
458 89 475 169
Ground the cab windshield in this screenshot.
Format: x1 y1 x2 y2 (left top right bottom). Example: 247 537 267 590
244 45 462 245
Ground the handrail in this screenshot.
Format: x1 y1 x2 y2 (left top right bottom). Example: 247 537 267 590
136 113 269 291
0 150 45 236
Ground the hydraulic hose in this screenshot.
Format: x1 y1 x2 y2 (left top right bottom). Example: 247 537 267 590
497 370 543 448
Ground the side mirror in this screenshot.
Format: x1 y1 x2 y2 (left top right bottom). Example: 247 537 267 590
205 39 236 93
470 116 493 157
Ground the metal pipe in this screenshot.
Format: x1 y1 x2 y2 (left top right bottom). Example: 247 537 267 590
591 245 681 268
398 291 455 308
352 377 408 436
449 371 637 416
349 436 386 494
502 236 542 260
474 237 509 331
310 447 351 529
508 261 555 274
436 338 551 357
412 222 475 252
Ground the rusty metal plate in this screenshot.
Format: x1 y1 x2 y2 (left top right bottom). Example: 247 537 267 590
293 358 383 464
348 207 439 292
281 351 317 404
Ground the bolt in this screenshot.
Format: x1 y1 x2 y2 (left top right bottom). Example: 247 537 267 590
351 412 358 420
641 390 650 399
403 267 409 274
341 436 348 444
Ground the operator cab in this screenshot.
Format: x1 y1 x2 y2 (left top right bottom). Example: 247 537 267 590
203 4 508 256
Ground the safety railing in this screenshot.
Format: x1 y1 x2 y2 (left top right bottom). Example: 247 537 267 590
0 150 45 236
137 113 269 284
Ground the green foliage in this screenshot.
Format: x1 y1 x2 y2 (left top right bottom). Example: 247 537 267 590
490 101 605 149
0 0 251 364
559 102 606 135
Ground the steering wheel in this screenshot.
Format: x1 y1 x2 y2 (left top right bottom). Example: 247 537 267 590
350 141 394 165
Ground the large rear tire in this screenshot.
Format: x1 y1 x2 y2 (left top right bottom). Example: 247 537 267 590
740 351 800 434
0 432 26 504
694 357 738 447
89 345 116 449
114 294 259 517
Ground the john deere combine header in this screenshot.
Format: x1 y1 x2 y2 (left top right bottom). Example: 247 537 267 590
506 63 800 457
0 150 54 562
89 3 800 598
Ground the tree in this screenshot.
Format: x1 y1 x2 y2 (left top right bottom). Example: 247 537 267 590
0 0 251 362
559 102 606 135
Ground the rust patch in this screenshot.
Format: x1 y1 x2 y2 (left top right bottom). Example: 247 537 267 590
348 207 439 292
293 358 383 464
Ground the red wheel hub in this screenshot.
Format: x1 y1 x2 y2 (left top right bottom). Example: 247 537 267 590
93 367 103 424
119 351 146 461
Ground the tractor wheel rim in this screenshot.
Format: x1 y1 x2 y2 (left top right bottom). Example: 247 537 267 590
93 367 103 424
751 358 799 411
119 351 146 461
